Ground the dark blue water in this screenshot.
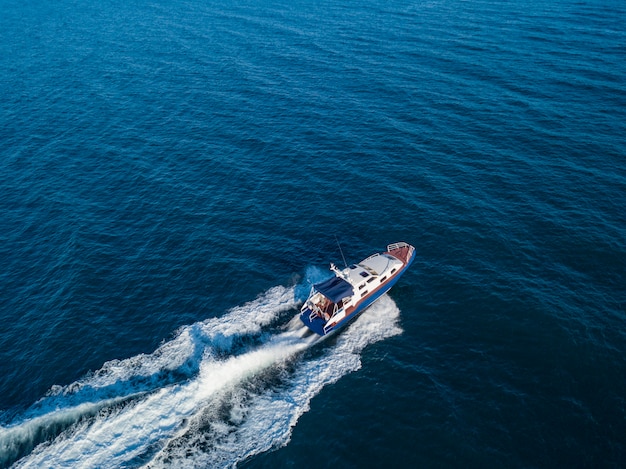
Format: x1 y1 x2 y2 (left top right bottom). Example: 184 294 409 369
1 0 625 467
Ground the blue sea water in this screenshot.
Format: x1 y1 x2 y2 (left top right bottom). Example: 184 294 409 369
1 0 625 467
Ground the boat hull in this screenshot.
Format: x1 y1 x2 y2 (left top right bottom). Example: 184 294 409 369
300 245 415 336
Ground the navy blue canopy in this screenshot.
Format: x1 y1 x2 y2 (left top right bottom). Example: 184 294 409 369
314 276 354 303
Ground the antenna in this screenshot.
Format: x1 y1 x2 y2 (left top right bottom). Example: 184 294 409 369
335 235 348 268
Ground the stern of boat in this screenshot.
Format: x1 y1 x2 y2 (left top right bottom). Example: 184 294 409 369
299 307 328 336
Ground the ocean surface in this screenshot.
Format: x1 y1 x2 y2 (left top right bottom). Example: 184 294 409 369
1 0 625 467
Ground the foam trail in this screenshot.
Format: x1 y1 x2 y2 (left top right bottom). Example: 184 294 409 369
1 286 298 467
13 331 314 468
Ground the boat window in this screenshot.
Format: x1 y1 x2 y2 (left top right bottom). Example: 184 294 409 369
362 290 368 295
390 268 397 274
360 271 369 278
350 264 358 269
367 277 376 283
380 276 387 282
359 283 366 290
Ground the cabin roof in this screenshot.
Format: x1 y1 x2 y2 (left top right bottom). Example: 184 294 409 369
314 276 354 303
360 253 402 276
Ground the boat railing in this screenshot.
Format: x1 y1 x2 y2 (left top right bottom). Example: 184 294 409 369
308 306 321 321
387 241 410 252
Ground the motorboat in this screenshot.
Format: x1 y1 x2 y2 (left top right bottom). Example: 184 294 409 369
300 242 415 336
